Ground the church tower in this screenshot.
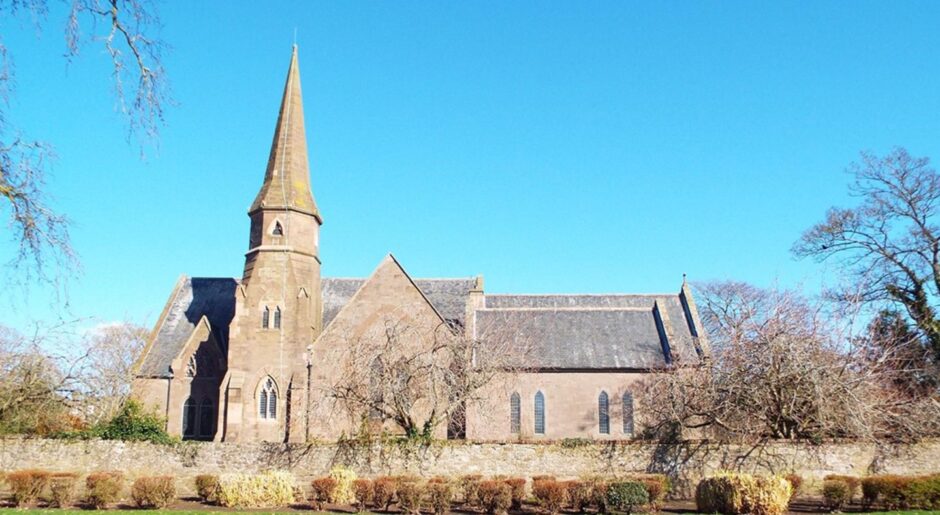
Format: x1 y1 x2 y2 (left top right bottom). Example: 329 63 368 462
220 46 322 442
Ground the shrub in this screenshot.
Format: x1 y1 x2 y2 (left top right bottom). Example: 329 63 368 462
906 474 940 510
310 477 338 510
49 473 79 508
532 474 557 483
824 475 860 502
373 476 398 511
504 477 527 510
695 472 792 515
784 473 802 497
329 465 357 505
629 474 669 510
194 474 220 503
397 480 426 515
589 478 610 514
606 481 649 515
861 474 940 510
85 471 124 509
479 480 513 515
822 479 852 511
428 478 455 515
5 469 51 506
533 478 568 515
93 400 175 444
461 474 483 506
131 476 176 508
566 480 593 512
216 470 296 508
353 478 374 510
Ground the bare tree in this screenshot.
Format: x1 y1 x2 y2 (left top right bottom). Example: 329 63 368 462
640 281 940 442
794 148 940 363
1 0 169 291
73 321 148 424
324 317 530 439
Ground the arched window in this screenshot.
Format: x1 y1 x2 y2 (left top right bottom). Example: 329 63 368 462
598 391 610 434
272 221 284 236
262 306 270 329
510 392 521 433
623 392 635 436
185 355 197 377
274 306 282 329
534 391 545 435
182 397 196 437
259 377 277 420
199 398 214 437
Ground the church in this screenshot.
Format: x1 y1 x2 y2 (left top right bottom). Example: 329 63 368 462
131 47 709 443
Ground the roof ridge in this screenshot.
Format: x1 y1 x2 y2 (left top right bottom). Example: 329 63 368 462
485 293 678 297
478 306 654 312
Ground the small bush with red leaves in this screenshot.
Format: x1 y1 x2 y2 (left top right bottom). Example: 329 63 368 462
85 471 124 509
310 477 338 510
784 474 802 498
479 480 513 515
373 476 398 511
461 474 484 506
352 478 373 510
533 478 568 515
824 474 860 501
428 478 455 515
194 474 220 503
131 476 176 509
5 469 51 506
565 480 593 512
49 473 80 508
503 477 526 510
397 479 426 515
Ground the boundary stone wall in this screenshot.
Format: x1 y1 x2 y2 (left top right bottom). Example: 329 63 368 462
1 438 939 498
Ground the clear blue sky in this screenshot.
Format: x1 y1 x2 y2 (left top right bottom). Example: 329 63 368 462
4 1 940 331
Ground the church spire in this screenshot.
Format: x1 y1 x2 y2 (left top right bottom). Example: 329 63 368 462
250 45 321 223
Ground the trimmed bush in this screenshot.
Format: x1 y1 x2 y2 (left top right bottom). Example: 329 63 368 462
504 477 526 510
606 481 649 515
397 480 426 515
5 469 51 506
131 476 176 509
860 474 940 510
194 474 220 503
588 478 610 514
479 480 513 515
822 479 851 511
695 472 792 515
310 477 338 510
533 478 568 515
906 474 940 510
461 474 483 506
373 476 398 511
329 465 357 505
566 480 593 512
353 478 374 510
49 473 79 508
216 470 295 508
428 478 455 515
628 474 669 510
824 474 860 502
85 471 124 510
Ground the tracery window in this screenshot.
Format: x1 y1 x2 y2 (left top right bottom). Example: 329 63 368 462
510 392 521 434
259 377 278 420
598 391 610 434
262 306 270 329
534 391 545 435
182 397 196 437
623 392 635 436
199 398 214 437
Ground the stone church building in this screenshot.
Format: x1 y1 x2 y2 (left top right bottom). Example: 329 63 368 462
132 47 708 443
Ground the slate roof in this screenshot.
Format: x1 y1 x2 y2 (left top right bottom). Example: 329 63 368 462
322 277 477 328
475 293 704 369
136 277 238 378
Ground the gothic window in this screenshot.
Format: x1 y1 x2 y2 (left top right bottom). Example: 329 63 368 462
510 392 521 434
182 397 196 437
272 221 284 236
185 355 196 378
199 398 214 437
598 391 610 434
534 391 545 435
262 306 270 329
274 306 282 329
623 392 635 436
259 377 277 420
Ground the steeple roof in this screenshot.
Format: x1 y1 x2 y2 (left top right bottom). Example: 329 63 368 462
250 45 321 222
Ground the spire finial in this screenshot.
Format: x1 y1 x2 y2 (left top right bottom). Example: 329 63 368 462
682 273 688 286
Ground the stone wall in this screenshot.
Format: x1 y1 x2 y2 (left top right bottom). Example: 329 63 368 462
1 438 939 498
